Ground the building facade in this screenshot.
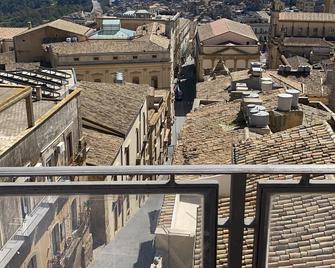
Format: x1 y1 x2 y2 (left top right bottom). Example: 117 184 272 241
14 19 93 63
45 22 171 89
268 10 335 68
195 18 260 81
0 27 28 53
0 70 92 268
79 81 171 247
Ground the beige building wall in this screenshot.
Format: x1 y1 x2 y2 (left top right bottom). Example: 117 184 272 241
14 27 87 63
71 63 171 89
198 45 259 79
0 39 14 53
276 21 335 38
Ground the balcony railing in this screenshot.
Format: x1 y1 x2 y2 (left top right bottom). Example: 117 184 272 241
0 165 334 268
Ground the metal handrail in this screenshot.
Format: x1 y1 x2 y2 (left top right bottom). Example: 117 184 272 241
0 165 334 268
0 164 334 177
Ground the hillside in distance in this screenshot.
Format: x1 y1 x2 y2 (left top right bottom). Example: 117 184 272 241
0 0 92 27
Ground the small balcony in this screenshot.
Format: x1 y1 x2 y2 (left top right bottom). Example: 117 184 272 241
0 165 334 268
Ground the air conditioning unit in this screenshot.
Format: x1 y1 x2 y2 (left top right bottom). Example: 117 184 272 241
56 142 65 154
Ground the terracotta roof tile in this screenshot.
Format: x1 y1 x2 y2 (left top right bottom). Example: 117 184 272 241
79 81 148 135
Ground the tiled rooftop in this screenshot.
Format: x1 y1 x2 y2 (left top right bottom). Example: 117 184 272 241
268 70 332 98
267 193 335 268
283 37 333 47
198 18 258 43
83 128 123 166
196 76 231 100
19 19 93 37
0 27 28 40
160 72 335 266
0 99 55 154
279 12 335 22
47 34 169 55
80 81 148 135
173 101 245 166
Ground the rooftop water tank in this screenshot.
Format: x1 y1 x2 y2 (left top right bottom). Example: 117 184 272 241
250 111 269 128
277 93 293 112
246 104 256 117
249 106 259 115
261 80 273 91
286 89 300 109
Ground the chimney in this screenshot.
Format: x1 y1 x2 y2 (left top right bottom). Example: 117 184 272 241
35 86 42 101
286 89 300 109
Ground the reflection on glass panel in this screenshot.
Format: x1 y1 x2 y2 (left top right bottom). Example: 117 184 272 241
267 193 335 267
0 193 204 268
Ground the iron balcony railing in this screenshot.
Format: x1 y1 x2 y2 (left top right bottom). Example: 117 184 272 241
0 165 335 268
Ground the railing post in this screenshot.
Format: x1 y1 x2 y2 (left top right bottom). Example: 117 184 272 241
228 173 246 268
203 187 218 268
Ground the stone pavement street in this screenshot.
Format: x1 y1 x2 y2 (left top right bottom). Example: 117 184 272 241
89 195 163 268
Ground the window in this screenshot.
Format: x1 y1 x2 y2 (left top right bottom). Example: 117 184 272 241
143 112 146 135
93 57 99 61
132 76 139 84
125 146 130 166
136 129 140 154
21 196 31 219
152 55 157 58
113 56 118 60
51 224 61 255
66 133 73 164
27 255 38 268
126 195 130 211
150 76 158 88
94 79 101 82
313 28 318 35
113 202 118 232
73 58 79 61
60 221 66 242
133 56 138 59
71 200 78 231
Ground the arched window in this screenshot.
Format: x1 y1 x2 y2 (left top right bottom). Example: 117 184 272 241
132 76 139 84
27 255 38 268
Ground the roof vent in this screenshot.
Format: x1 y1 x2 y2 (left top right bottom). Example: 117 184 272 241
286 89 300 109
114 72 124 84
277 93 293 112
